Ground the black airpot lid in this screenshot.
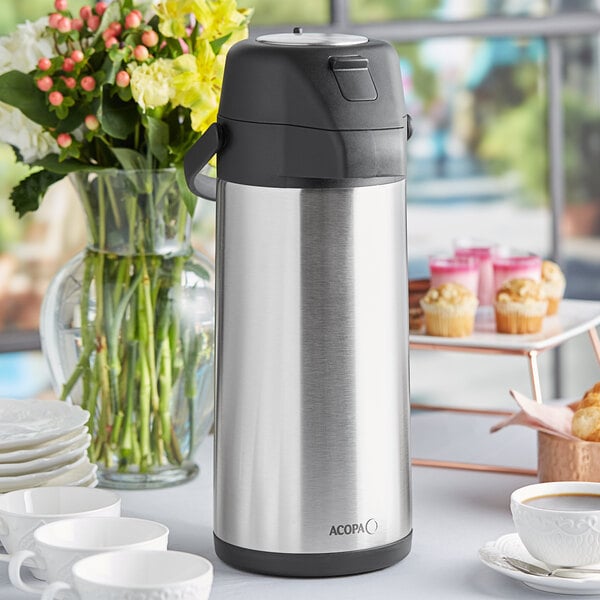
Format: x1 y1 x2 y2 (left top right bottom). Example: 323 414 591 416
219 31 407 131
184 31 410 193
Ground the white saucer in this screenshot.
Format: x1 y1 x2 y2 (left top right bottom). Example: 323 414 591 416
0 455 88 493
45 460 97 487
479 533 600 595
0 428 88 464
0 399 89 451
0 436 90 476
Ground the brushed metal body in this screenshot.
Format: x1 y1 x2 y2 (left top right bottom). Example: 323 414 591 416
214 180 412 554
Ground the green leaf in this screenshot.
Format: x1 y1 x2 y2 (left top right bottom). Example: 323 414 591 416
190 21 200 52
98 86 138 140
110 148 147 171
186 261 211 281
91 1 121 45
0 71 57 128
210 33 232 55
10 170 64 217
117 86 132 102
10 145 23 163
32 154 93 174
176 167 198 217
56 106 87 133
147 116 169 165
100 54 123 86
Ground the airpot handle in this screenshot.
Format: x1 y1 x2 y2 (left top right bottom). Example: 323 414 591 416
184 123 224 201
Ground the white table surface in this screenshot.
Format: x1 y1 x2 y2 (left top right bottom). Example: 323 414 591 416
0 410 562 599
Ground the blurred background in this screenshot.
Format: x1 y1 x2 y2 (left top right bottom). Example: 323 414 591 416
1 0 600 408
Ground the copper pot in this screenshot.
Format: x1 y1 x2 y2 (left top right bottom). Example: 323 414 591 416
538 431 600 482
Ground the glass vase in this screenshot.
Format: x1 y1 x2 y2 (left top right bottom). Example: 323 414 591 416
40 169 215 489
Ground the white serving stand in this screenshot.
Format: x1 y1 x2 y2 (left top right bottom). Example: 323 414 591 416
410 299 600 403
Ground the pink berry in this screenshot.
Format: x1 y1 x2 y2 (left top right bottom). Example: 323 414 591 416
86 15 100 31
36 76 53 92
54 0 67 11
80 76 96 92
57 133 72 148
79 5 92 20
62 76 76 89
131 9 142 19
62 58 75 72
95 1 107 16
49 91 64 106
102 29 114 41
133 45 149 61
84 114 99 130
141 29 158 47
104 36 119 49
57 17 71 33
125 12 141 29
115 70 130 87
48 13 62 28
71 50 84 63
71 18 83 31
37 57 52 71
109 22 122 36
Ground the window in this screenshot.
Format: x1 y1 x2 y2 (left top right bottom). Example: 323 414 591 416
1 0 599 406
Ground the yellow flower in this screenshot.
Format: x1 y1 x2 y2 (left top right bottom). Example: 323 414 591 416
190 0 252 41
130 59 177 111
155 0 193 38
171 41 226 132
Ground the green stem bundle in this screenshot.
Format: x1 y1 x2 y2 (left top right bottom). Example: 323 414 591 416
63 171 210 473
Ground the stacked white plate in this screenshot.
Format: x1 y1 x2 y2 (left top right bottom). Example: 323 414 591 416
0 399 96 492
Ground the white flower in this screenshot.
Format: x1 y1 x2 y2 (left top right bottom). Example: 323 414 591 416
0 17 55 73
129 59 177 111
0 17 58 162
0 108 58 162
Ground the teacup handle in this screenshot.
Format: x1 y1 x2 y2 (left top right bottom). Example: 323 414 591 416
9 550 45 594
41 581 74 600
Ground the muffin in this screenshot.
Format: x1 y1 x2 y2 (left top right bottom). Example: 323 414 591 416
494 278 548 334
541 260 566 316
420 282 478 337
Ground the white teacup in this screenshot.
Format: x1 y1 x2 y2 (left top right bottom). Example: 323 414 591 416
511 481 600 566
0 487 121 578
40 550 213 600
9 517 169 595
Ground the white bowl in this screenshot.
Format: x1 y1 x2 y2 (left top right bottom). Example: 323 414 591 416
511 481 600 567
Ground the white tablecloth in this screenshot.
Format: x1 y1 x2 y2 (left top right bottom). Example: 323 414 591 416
1 410 554 599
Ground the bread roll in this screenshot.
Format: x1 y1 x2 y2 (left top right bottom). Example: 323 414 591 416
578 392 600 411
572 406 600 441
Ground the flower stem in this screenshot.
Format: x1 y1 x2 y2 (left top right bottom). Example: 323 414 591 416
61 170 212 478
